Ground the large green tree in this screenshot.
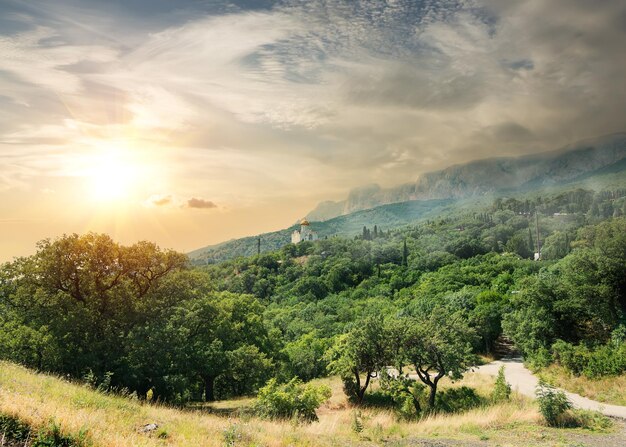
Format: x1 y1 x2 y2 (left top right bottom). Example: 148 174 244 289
399 308 478 409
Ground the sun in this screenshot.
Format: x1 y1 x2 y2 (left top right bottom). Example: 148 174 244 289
88 148 141 202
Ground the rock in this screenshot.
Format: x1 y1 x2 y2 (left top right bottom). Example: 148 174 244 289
138 423 158 433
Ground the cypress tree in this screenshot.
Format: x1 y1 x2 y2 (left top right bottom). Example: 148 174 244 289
402 240 408 266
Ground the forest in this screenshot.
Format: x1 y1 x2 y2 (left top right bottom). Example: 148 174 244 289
0 187 625 418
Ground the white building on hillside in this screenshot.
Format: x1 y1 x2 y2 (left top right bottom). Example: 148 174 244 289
291 219 318 244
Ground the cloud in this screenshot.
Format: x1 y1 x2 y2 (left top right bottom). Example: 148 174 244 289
186 198 217 209
144 194 172 207
1 0 626 202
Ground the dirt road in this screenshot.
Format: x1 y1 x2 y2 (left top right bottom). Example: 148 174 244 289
473 357 626 419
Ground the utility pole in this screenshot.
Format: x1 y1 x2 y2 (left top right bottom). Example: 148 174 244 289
535 213 541 260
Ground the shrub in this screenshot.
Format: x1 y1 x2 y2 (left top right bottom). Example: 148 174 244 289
351 410 364 434
0 414 31 442
564 409 613 431
33 422 85 447
378 372 426 419
536 380 572 426
0 415 85 447
254 377 331 422
551 339 626 378
528 347 552 370
491 366 511 402
222 422 243 447
436 386 484 414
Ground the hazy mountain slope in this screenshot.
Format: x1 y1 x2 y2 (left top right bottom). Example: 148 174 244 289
189 162 626 264
189 133 626 264
307 133 626 221
188 199 453 264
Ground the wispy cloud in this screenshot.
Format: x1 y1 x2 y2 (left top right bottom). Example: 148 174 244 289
144 194 172 207
1 0 625 199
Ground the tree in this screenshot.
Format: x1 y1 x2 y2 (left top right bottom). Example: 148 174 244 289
505 233 532 258
470 291 504 353
0 233 187 389
282 332 332 381
326 317 389 404
399 308 478 409
402 240 409 266
170 296 226 401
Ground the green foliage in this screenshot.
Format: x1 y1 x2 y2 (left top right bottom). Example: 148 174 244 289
564 409 613 431
551 339 626 378
396 308 479 409
435 386 484 414
0 413 31 442
505 218 626 377
254 378 331 422
222 422 244 447
281 332 332 381
326 317 390 404
351 410 364 434
379 371 426 419
491 366 511 402
0 415 85 447
1 185 625 410
33 421 85 447
536 380 572 427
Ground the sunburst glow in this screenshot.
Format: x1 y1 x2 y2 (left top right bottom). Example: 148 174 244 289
87 148 142 202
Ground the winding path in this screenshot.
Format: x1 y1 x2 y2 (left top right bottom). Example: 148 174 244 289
473 357 626 419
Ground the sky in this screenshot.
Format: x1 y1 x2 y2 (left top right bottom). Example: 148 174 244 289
1 0 626 261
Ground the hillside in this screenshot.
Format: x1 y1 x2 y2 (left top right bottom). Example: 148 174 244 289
188 198 454 263
307 133 626 221
1 361 622 447
189 156 626 264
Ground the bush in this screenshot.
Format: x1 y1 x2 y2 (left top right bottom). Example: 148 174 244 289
0 414 31 442
491 366 511 402
33 422 85 447
563 409 613 431
536 380 572 426
528 347 552 370
551 339 626 378
378 372 426 419
436 386 484 414
0 415 85 447
351 410 364 434
254 378 331 422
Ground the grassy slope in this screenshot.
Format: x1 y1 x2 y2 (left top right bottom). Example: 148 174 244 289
0 361 617 447
539 365 626 406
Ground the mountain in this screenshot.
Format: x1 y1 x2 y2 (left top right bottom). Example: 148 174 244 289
189 133 626 264
188 198 453 264
306 133 626 221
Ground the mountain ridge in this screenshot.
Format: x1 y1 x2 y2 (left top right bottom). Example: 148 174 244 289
306 132 626 221
189 133 626 263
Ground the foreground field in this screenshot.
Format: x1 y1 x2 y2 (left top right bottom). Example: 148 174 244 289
0 361 622 447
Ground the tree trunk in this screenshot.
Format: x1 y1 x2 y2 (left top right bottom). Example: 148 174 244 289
359 372 372 403
428 383 437 409
412 395 422 414
203 376 216 402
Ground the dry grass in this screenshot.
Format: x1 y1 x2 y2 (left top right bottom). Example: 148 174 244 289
0 361 616 447
539 365 626 406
